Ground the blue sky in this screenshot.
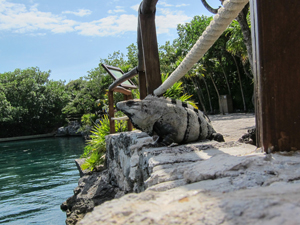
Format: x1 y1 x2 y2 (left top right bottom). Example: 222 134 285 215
0 0 220 83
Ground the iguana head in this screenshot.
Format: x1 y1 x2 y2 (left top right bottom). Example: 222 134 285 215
116 98 161 135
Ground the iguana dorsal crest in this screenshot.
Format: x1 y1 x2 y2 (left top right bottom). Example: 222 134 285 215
116 95 224 146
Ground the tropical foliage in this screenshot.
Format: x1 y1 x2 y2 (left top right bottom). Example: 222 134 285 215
0 67 69 137
161 73 197 109
1 10 253 171
80 114 127 170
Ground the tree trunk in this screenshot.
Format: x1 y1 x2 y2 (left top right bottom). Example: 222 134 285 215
202 77 213 113
232 55 247 112
219 1 253 75
197 78 207 108
192 77 207 114
218 58 231 96
236 3 253 74
209 73 223 114
242 59 253 79
201 0 253 76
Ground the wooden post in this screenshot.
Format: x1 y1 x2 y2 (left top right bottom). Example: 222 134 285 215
109 87 133 134
137 15 147 100
138 71 147 99
108 90 115 134
123 94 133 131
139 0 162 95
251 0 300 152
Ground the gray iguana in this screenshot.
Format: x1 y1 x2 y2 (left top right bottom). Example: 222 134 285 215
116 95 224 147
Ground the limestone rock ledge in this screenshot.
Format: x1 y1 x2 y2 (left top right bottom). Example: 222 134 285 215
66 131 300 224
79 182 300 225
61 170 121 225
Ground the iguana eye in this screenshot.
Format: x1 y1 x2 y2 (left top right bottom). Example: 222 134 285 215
126 100 136 107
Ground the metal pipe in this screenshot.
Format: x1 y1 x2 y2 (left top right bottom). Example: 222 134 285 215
108 67 138 91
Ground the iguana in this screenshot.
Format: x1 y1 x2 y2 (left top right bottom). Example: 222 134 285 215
116 95 224 147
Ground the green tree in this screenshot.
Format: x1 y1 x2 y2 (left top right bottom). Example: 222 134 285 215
126 43 138 69
171 14 254 113
174 15 213 56
159 41 177 74
226 20 252 79
0 67 69 137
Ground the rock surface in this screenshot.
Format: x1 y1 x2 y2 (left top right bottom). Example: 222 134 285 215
80 182 300 225
56 121 82 137
79 136 300 224
64 113 300 224
105 130 262 194
61 170 121 225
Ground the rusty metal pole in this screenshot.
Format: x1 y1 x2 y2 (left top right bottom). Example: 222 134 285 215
251 0 300 152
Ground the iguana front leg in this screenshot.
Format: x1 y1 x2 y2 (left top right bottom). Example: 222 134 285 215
209 132 225 142
150 121 178 147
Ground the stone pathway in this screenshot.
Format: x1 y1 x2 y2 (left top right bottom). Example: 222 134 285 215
210 113 255 142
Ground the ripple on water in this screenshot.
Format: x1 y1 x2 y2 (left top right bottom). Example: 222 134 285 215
0 137 85 224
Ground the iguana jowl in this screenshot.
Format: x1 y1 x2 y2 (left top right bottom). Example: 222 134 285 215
116 95 224 147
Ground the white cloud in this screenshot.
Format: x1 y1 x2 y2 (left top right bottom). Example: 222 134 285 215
0 0 190 37
29 32 46 36
75 14 137 36
130 4 140 12
108 6 125 14
0 1 76 33
156 9 191 34
62 9 92 17
176 4 190 7
158 1 173 7
50 19 77 33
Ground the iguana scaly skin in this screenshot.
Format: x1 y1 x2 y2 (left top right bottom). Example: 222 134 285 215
116 95 224 147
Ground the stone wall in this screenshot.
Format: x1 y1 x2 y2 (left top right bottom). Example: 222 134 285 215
78 131 300 224
105 130 264 194
105 131 153 194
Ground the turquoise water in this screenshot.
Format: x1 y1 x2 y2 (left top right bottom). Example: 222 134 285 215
0 137 85 225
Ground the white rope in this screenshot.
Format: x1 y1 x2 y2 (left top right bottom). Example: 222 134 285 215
154 0 249 96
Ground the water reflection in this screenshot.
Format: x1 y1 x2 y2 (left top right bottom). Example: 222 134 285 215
0 137 85 224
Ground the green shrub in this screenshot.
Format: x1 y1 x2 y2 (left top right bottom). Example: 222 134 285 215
81 113 97 126
81 114 127 171
162 73 198 109
78 113 98 135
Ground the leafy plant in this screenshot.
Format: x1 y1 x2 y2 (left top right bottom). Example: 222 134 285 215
132 88 140 100
81 113 97 126
80 114 127 171
77 113 98 136
162 73 198 109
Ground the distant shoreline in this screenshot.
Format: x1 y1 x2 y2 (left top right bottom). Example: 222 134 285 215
0 132 56 143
